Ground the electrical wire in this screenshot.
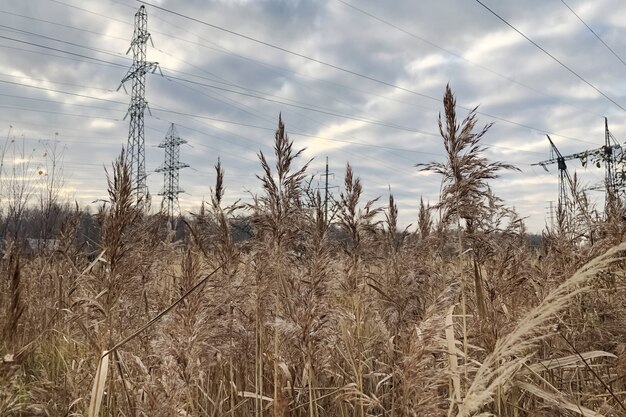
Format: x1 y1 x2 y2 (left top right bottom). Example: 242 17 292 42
0 71 115 93
0 9 129 42
0 20 377 123
137 0 456 103
0 31 443 138
10 3 605 147
0 23 131 63
2 0 608 228
473 0 625 111
0 104 122 121
137 1 603 145
0 93 126 114
161 74 437 136
155 75 584 154
334 0 605 119
0 73 564 159
2 3 608 179
0 34 127 68
48 0 131 26
0 79 127 106
0 34 547 162
559 0 626 68
0 26 438 137
0 43 124 70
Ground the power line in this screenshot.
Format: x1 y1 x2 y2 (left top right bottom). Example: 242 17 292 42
46 0 361 120
0 71 116 93
161 74 437 136
0 76 552 169
473 0 625 111
1 123 262 168
0 39 436 134
151 104 435 178
0 23 131 63
0 105 520 193
0 24 437 136
0 43 124 70
157 110 417 182
1 20 352 120
0 104 122 121
161 66 402 172
0 24 252 96
334 0 604 119
0 13 604 167
162 66 387 125
0 34 128 68
146 5 420 120
15 3 605 147
164 70 598 149
166 71 441 163
0 73 560 158
138 0 459 102
0 9 129 42
48 0 131 27
559 0 626 68
151 16 439 116
0 78 274 159
0 119 126 141
0 92 126 112
151 105 546 157
137 1 602 145
0 61 581 164
0 79 127 106
0 28 438 138
0 110 432 189
150 12 601 147
169 113 439 179
5 132 122 147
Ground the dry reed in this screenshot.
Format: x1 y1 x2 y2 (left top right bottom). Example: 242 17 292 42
1 89 626 417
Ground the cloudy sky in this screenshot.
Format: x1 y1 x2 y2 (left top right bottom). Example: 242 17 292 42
1 0 626 232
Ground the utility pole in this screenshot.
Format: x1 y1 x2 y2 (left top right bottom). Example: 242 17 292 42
324 157 329 223
319 156 335 223
156 123 189 222
119 5 159 204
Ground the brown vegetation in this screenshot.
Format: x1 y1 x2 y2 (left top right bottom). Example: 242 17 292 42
2 86 626 416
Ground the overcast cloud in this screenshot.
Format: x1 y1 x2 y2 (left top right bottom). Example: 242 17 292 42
1 0 626 232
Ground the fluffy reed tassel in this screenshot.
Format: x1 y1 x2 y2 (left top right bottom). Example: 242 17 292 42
457 242 626 416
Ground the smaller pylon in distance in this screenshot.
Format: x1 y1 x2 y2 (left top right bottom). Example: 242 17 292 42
156 123 189 221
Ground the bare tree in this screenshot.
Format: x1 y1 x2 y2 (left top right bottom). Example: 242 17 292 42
1 133 37 240
37 135 66 244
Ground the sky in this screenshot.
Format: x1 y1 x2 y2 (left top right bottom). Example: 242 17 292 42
1 0 626 232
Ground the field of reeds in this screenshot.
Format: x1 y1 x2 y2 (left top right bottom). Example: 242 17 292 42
2 85 626 417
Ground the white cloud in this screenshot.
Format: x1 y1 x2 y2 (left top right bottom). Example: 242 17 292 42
1 0 624 232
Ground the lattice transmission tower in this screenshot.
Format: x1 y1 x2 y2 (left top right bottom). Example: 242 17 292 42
119 5 159 203
156 123 189 220
532 118 624 210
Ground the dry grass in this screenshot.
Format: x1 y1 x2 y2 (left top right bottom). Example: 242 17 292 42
2 87 626 417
